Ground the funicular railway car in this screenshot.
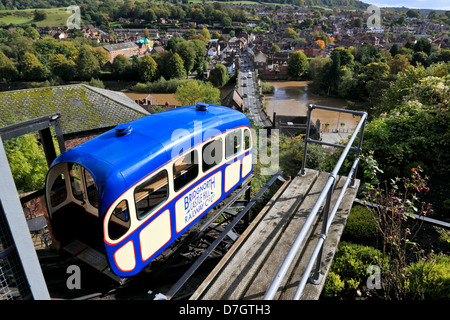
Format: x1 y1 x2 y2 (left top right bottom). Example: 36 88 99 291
45 103 253 278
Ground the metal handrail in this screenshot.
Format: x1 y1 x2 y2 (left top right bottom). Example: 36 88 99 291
263 104 367 300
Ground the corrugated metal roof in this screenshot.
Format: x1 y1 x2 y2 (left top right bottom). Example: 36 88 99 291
102 42 138 52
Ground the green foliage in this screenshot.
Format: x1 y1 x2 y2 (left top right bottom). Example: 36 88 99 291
209 64 228 88
76 45 100 80
284 27 298 40
0 50 17 81
174 80 220 106
20 51 50 81
86 77 105 89
174 41 196 76
278 134 325 177
342 205 378 245
406 254 450 299
33 9 47 21
287 50 308 78
50 53 76 81
4 132 48 193
365 65 450 177
323 272 345 298
168 52 186 79
112 54 132 78
377 62 450 115
137 55 157 82
131 78 192 94
261 82 275 94
325 242 387 297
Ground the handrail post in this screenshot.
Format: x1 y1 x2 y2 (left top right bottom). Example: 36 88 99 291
310 175 335 284
300 104 313 176
350 117 366 188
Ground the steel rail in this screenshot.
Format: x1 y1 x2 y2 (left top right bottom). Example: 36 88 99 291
263 104 367 300
163 170 284 300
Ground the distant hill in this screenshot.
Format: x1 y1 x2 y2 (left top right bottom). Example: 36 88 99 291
0 0 371 11
260 0 370 10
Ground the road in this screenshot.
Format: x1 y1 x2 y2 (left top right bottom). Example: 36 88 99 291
237 53 272 127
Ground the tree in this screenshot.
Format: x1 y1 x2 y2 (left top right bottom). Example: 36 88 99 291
113 54 132 77
388 54 410 74
76 45 100 80
50 54 76 81
93 48 110 67
200 27 211 42
287 51 308 78
190 39 206 71
183 28 196 40
167 37 185 52
411 51 430 67
331 47 354 67
138 55 157 82
271 45 280 53
353 17 363 28
175 80 220 105
211 31 221 39
406 9 420 18
4 132 48 193
366 72 450 177
299 18 313 29
414 38 432 56
0 51 18 81
33 9 47 21
284 27 298 40
174 42 196 76
20 52 50 81
390 44 400 57
24 26 39 39
362 62 390 80
168 52 186 79
209 64 228 88
316 39 325 49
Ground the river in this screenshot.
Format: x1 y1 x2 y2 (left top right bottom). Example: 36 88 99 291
265 81 360 131
125 81 359 131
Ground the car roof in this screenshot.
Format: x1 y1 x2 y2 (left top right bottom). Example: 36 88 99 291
52 103 250 213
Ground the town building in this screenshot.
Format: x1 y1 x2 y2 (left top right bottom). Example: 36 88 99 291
102 42 147 62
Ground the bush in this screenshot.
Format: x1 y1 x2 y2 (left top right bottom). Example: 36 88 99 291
86 78 105 89
406 254 450 299
342 205 378 245
130 78 202 94
261 82 275 94
325 242 387 297
323 272 345 298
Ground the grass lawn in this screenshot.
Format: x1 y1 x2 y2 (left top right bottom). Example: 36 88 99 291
0 8 71 27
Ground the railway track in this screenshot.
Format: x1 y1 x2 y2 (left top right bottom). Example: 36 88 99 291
38 172 284 300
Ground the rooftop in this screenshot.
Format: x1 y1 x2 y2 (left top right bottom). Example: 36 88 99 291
102 42 139 52
0 84 149 135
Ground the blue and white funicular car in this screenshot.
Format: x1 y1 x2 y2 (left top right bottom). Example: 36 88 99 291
45 103 253 277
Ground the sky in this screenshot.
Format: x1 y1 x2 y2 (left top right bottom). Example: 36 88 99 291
368 0 450 11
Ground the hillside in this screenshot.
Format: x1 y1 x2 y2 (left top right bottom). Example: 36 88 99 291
0 0 370 11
